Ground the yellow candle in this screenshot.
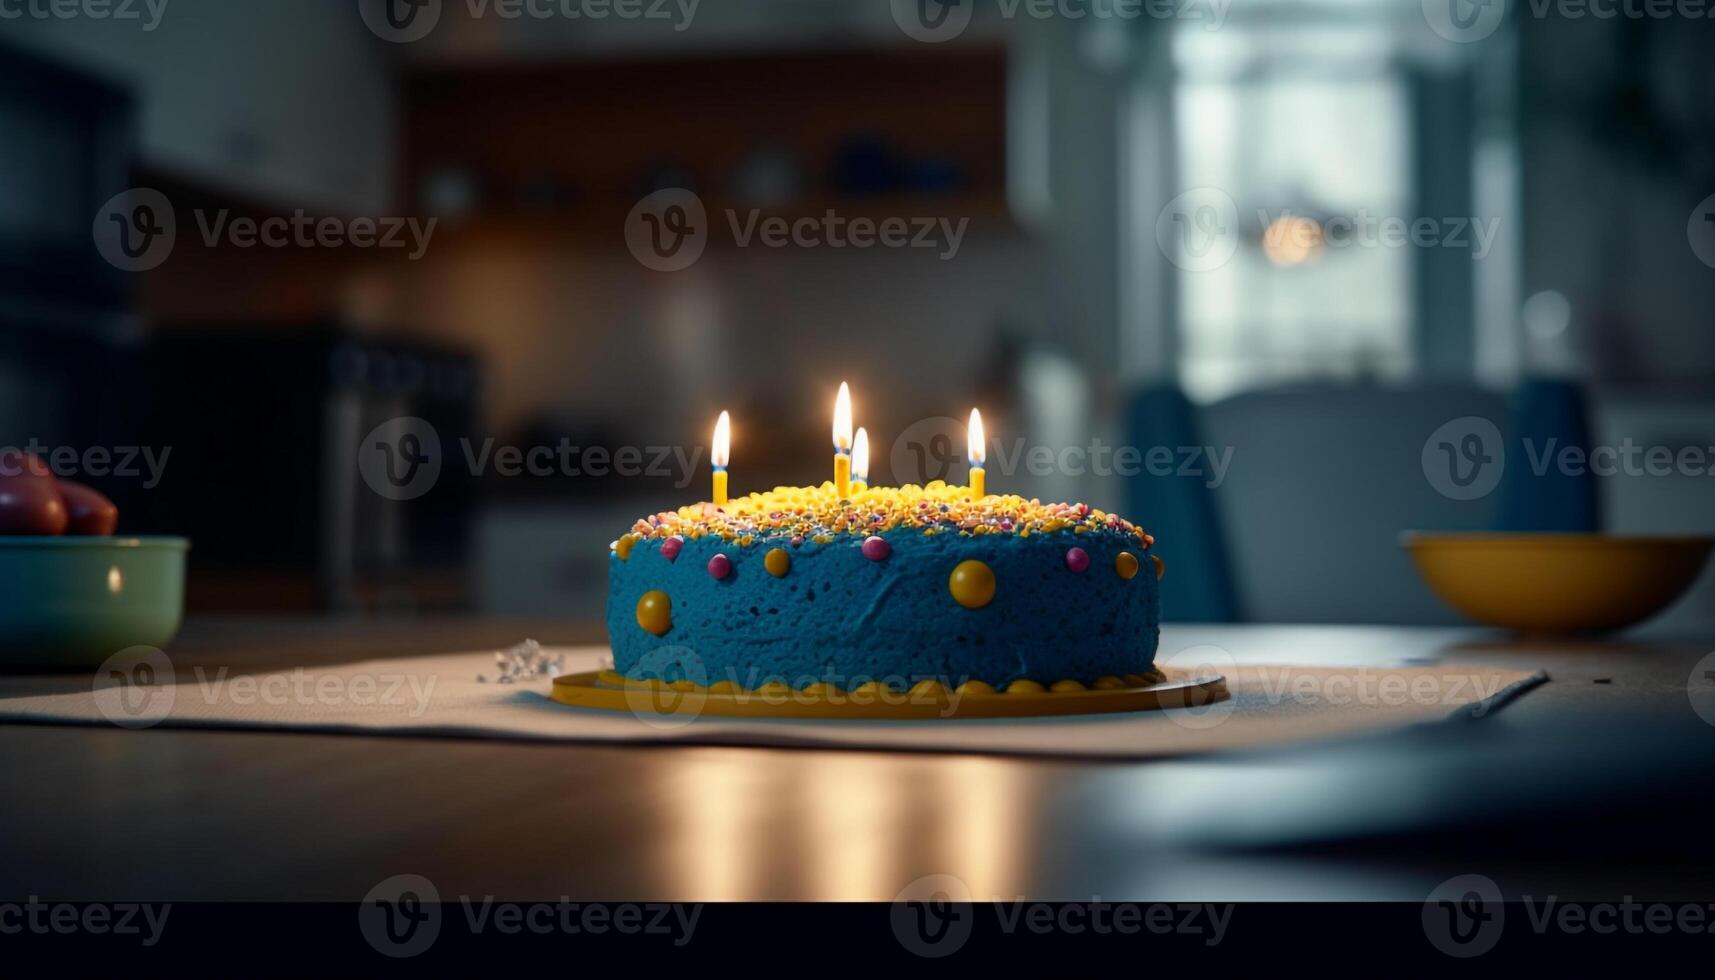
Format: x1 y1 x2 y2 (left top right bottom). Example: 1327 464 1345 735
851 427 870 493
711 410 731 508
833 381 853 498
967 408 986 498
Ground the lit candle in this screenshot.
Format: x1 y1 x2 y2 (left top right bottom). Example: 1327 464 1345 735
967 408 986 498
851 427 870 493
711 410 731 508
833 381 853 498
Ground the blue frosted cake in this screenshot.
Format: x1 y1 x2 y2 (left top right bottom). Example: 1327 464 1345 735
605 481 1162 694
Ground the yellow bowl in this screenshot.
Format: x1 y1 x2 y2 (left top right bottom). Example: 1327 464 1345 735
1402 533 1713 634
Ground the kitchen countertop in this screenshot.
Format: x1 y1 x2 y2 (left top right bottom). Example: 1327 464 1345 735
0 617 1711 902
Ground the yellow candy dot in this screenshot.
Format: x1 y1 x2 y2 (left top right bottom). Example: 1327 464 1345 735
1115 551 1140 580
1152 554 1166 581
765 547 791 577
634 590 672 636
948 559 996 608
955 680 997 696
1005 679 1045 694
614 533 639 561
1050 679 1087 693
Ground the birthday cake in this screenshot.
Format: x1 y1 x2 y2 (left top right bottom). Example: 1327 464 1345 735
605 481 1162 693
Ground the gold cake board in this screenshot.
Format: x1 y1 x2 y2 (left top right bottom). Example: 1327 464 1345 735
550 670 1229 720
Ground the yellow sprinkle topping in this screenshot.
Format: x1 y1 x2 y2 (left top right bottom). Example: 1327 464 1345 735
615 481 1154 550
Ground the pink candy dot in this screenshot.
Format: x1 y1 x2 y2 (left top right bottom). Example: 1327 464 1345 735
1065 547 1090 573
661 536 684 561
707 553 733 580
861 536 891 561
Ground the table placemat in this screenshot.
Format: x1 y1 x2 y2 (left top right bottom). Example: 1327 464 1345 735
0 646 1546 759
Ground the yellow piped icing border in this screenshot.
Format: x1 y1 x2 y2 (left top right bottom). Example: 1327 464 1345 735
596 669 1168 698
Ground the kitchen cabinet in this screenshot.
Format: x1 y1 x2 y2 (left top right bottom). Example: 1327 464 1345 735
6 0 395 214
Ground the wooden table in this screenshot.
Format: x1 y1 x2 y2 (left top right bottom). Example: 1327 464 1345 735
1 617 1711 902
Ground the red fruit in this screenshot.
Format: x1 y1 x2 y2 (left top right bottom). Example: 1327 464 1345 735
0 450 69 536
59 480 119 536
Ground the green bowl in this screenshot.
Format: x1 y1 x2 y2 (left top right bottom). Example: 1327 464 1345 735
0 537 189 670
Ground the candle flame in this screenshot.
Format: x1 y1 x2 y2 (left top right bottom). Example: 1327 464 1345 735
967 408 986 467
852 427 870 483
833 382 853 451
711 410 731 468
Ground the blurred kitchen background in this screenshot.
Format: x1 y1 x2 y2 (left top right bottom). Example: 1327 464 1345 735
3 0 1713 630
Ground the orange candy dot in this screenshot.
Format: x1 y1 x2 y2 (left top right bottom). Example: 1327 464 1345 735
1115 552 1140 580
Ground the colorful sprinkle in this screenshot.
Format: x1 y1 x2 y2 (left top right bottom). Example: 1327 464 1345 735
948 559 996 609
1115 551 1139 580
660 536 683 561
764 547 791 577
707 553 733 580
635 590 672 635
1064 546 1090 573
861 535 891 561
615 482 1152 549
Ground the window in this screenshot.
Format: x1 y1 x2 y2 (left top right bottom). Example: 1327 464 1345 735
1171 8 1414 402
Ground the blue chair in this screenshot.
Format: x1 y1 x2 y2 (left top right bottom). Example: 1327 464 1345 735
1126 379 1598 624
